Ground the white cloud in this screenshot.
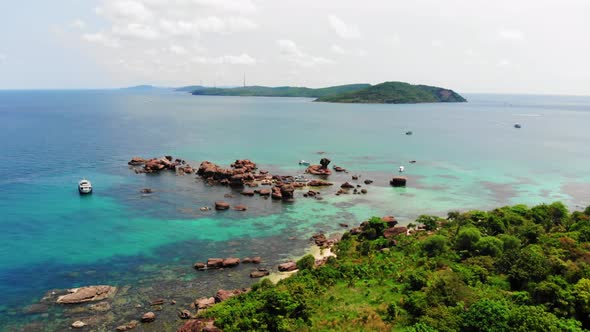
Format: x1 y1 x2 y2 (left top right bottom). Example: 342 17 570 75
71 19 87 29
83 33 121 48
431 40 444 48
278 39 333 67
192 53 256 65
497 27 525 41
328 15 361 39
112 23 160 40
98 1 154 22
169 45 188 55
331 44 367 56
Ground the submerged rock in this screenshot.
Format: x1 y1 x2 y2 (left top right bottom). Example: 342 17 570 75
242 257 261 264
116 320 139 331
222 257 240 267
56 285 116 304
141 312 156 323
214 201 230 210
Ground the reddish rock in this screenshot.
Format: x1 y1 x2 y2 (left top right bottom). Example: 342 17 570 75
308 180 333 187
233 205 248 211
312 233 328 247
259 188 271 196
178 319 220 332
178 309 192 319
333 165 346 172
214 201 230 210
222 257 240 267
278 261 297 272
214 288 249 303
306 158 332 175
390 177 407 187
56 285 117 304
352 175 359 180
361 188 368 194
207 258 224 269
150 299 164 306
280 184 295 201
193 262 206 270
240 190 255 196
271 187 282 200
242 257 261 264
340 182 355 189
250 269 270 278
195 297 215 310
384 226 408 238
128 157 146 166
141 312 156 323
381 216 398 226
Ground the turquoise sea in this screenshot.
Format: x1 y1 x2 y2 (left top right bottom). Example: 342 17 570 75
1 90 590 330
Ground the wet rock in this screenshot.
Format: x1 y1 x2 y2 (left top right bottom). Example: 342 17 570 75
116 320 139 331
242 257 261 264
278 261 297 272
178 309 192 319
390 177 407 187
271 187 282 200
222 257 240 267
333 165 346 172
207 258 224 269
140 188 154 194
193 262 206 270
364 179 374 185
150 299 164 306
141 312 156 323
171 300 177 305
250 268 270 278
361 189 368 194
56 285 116 304
280 184 295 201
339 223 349 228
233 205 248 211
214 288 249 303
128 157 146 165
352 175 359 180
214 201 230 210
71 321 86 328
312 233 328 247
258 188 271 196
195 297 215 310
308 180 333 187
381 216 398 227
306 158 332 175
240 190 255 196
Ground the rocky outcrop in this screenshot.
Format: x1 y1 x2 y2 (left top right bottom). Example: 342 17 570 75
214 288 250 303
233 205 248 211
340 182 355 189
384 226 408 238
195 297 216 310
381 216 398 227
280 184 295 201
178 309 192 319
128 157 146 165
242 257 261 264
222 258 240 267
306 158 332 176
178 319 220 332
197 160 256 187
278 261 297 272
56 285 116 304
312 233 328 247
271 187 282 200
390 177 407 187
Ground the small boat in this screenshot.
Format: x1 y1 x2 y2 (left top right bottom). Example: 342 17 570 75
409 160 417 164
78 179 92 195
298 160 310 166
514 124 522 129
399 166 405 173
294 175 309 183
405 131 413 135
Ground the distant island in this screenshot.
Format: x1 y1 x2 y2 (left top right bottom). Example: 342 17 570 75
188 81 466 104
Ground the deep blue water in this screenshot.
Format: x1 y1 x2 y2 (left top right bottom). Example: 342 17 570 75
1 90 590 330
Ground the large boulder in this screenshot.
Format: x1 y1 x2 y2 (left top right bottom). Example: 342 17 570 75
390 177 407 187
207 258 224 269
278 261 297 272
56 285 117 304
280 185 295 201
381 216 398 227
195 297 216 310
250 269 270 278
214 202 230 211
306 158 332 176
222 258 240 267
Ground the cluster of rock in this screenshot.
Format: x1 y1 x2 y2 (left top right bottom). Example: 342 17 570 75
193 257 244 270
336 181 368 195
213 201 247 211
349 215 409 240
306 158 332 176
128 156 194 175
197 160 258 187
56 285 117 304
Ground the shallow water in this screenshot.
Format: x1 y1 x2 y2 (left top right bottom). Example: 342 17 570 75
1 90 589 330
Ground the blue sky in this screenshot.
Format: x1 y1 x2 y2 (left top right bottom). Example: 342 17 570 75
0 0 589 94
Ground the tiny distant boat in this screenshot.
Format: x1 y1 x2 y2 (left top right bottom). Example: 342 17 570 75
406 131 413 135
514 124 522 128
399 166 405 173
299 160 310 166
409 160 417 164
78 179 92 195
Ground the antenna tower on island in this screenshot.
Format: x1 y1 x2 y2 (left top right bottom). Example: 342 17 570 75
243 73 246 88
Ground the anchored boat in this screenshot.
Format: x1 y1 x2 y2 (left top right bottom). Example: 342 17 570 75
78 179 92 195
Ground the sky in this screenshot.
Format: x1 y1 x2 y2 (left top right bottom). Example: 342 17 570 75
0 0 589 94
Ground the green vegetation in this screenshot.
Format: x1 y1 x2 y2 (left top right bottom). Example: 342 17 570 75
191 84 370 98
316 81 467 104
175 85 205 92
199 203 590 331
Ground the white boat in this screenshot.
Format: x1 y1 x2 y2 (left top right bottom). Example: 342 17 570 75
398 166 405 173
298 160 310 166
294 175 309 183
78 179 93 194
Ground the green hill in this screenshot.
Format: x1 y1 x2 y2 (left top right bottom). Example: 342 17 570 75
191 84 371 98
316 81 467 103
198 202 590 332
175 85 206 92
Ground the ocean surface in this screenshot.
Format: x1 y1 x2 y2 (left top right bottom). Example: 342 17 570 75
1 90 589 331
